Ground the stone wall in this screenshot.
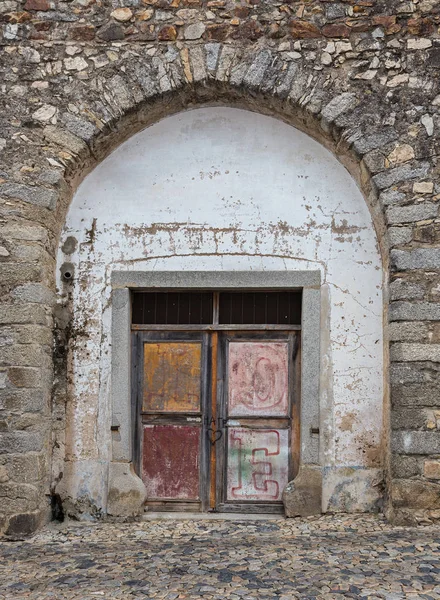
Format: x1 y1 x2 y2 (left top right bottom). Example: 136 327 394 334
0 0 440 535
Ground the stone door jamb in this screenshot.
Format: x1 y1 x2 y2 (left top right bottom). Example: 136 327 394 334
108 270 321 517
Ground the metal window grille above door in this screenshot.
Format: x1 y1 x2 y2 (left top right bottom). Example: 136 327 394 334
132 290 302 513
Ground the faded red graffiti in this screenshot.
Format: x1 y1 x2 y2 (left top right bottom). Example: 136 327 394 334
228 342 289 416
227 428 289 501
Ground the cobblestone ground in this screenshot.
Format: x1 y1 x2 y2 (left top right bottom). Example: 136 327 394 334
1 515 440 600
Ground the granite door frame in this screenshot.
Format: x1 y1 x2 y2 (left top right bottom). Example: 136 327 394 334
108 271 321 516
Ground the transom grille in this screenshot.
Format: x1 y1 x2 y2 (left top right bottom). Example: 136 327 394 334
132 291 302 325
132 292 213 325
218 292 301 325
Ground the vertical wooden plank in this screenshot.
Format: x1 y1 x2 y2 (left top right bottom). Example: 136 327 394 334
216 333 227 508
290 332 301 479
131 332 140 476
200 332 210 512
209 331 218 509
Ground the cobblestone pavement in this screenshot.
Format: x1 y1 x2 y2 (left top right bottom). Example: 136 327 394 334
1 515 440 600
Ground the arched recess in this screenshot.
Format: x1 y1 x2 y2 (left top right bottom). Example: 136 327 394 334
2 42 409 534
54 106 386 518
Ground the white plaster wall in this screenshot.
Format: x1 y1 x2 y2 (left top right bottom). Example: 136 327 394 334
56 107 384 514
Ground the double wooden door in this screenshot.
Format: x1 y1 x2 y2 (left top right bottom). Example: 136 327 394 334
132 330 299 513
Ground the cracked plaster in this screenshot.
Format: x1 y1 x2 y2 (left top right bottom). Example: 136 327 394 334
56 107 384 515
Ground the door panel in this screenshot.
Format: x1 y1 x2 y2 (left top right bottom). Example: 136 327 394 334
142 424 200 500
226 427 289 502
143 342 201 413
135 331 209 512
228 341 289 417
216 332 298 512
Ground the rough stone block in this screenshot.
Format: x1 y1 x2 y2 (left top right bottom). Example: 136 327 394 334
391 382 440 407
390 343 440 362
0 482 42 513
391 455 421 478
0 304 48 326
9 244 47 263
392 431 440 455
4 509 45 539
386 202 437 225
390 301 440 321
373 162 430 190
0 263 43 286
391 248 440 270
108 74 136 110
0 325 53 346
11 283 55 306
243 50 272 89
107 462 147 517
189 46 207 83
353 129 398 155
391 407 430 430
413 181 434 194
1 223 48 243
61 113 97 143
388 227 412 247
322 467 383 513
0 345 50 368
44 125 88 155
320 93 357 131
424 460 440 480
380 189 406 206
7 367 46 388
205 43 220 72
283 465 322 517
391 479 440 509
413 222 440 243
0 431 45 455
362 150 386 174
229 58 249 87
0 389 47 413
3 452 46 484
390 280 425 301
0 183 57 210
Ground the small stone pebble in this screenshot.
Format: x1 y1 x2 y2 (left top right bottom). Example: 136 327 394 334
0 514 439 599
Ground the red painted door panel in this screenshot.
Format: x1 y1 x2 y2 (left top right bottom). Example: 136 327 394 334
142 424 200 500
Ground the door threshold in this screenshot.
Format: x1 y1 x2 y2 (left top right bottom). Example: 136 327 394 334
142 512 285 521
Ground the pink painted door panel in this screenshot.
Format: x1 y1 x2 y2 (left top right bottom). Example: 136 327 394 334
142 424 200 500
228 342 289 417
226 427 289 501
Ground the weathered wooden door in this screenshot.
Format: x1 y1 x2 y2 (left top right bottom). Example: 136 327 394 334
132 291 300 513
133 331 210 512
215 333 299 513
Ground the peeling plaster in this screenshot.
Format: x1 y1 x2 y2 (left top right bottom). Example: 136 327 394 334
55 107 384 514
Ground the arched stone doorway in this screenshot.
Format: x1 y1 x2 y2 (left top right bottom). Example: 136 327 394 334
54 107 385 518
